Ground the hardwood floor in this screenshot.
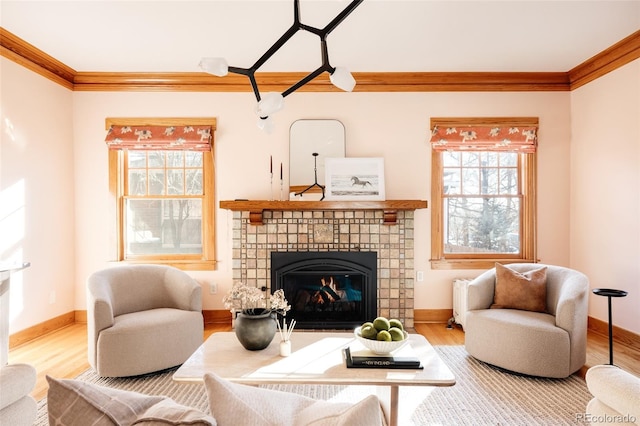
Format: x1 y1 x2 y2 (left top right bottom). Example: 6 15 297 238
8 322 639 401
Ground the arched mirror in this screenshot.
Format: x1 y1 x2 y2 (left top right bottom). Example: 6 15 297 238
289 119 345 199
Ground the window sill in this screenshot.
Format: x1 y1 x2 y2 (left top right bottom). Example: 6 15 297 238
113 259 216 271
430 258 535 270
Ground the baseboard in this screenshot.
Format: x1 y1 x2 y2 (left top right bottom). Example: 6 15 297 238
414 309 453 323
10 309 640 353
75 310 87 323
203 309 232 325
588 316 640 353
9 311 76 349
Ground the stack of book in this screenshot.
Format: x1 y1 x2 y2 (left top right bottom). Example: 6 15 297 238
343 345 423 369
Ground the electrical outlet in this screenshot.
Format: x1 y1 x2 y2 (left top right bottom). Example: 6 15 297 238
209 282 217 295
416 271 424 282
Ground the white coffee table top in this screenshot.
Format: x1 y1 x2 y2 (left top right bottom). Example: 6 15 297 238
173 331 455 387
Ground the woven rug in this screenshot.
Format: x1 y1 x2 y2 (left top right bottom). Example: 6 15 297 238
35 345 593 425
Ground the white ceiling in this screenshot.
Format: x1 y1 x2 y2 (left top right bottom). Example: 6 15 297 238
1 1 639 74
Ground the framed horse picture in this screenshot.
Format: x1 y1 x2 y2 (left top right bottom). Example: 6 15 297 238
324 157 385 201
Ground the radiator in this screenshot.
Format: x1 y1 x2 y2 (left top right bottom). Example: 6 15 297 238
452 279 472 329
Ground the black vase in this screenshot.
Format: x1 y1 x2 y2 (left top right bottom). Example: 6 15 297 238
234 309 277 350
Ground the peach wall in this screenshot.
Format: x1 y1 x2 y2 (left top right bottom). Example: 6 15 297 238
71 90 572 314
1 58 75 334
570 59 640 334
4 57 596 335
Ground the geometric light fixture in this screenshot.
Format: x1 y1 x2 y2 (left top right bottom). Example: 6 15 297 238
199 0 364 131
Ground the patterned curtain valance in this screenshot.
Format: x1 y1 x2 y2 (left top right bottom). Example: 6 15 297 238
105 125 212 151
430 118 538 153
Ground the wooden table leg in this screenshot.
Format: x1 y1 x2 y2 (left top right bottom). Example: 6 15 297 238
376 385 399 426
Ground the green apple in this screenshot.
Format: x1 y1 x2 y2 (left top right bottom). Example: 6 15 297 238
373 317 390 331
388 327 405 341
376 330 392 342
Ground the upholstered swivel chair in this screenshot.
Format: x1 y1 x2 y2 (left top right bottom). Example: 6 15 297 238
464 263 589 378
87 264 203 377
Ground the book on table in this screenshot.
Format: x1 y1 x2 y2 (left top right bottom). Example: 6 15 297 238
343 344 423 369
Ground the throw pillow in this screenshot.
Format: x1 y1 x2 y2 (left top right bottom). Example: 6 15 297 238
46 376 216 426
203 372 384 426
492 263 548 312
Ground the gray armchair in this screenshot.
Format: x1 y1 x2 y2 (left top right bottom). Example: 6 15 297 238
464 263 589 378
87 264 203 377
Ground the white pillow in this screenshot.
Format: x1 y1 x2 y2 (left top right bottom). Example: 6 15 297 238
46 375 216 426
203 372 383 426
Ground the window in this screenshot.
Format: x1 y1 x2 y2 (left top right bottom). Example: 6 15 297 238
106 118 216 270
430 117 537 269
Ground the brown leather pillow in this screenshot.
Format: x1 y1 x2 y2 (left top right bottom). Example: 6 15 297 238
492 263 547 312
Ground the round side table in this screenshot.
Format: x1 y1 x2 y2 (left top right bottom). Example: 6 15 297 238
592 288 628 365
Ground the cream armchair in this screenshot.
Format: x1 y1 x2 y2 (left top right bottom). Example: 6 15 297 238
464 263 589 378
0 363 37 426
87 264 203 377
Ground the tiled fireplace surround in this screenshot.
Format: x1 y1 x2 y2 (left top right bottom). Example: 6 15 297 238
231 209 415 329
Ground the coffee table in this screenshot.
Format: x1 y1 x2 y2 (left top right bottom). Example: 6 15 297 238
173 331 455 426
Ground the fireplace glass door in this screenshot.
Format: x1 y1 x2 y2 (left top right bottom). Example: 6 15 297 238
271 252 377 329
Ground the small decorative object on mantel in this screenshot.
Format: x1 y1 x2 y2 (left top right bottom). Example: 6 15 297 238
280 162 284 201
294 152 325 201
269 155 274 201
324 157 385 201
223 282 291 351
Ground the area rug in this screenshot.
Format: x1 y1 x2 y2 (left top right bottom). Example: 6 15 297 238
35 345 593 425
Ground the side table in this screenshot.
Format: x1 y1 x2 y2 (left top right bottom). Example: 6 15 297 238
0 261 31 366
592 288 628 365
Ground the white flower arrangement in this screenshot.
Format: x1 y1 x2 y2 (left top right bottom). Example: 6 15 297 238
222 281 291 316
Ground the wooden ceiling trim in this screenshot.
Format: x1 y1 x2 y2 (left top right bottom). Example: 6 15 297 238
71 71 570 92
569 30 640 90
1 27 636 93
0 27 75 89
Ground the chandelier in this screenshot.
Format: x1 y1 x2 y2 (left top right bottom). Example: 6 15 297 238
199 0 364 131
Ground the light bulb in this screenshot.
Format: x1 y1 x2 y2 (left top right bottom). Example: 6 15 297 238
330 67 356 92
199 57 228 77
256 116 275 133
256 93 284 118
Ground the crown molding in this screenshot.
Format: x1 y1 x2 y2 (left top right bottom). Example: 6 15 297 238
569 30 640 90
0 27 75 90
71 71 570 92
1 27 638 93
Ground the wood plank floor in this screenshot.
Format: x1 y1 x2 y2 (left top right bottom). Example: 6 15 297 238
8 322 640 401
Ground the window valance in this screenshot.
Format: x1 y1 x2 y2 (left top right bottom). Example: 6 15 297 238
430 117 538 153
105 124 213 151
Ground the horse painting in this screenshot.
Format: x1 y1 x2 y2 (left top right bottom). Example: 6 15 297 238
351 176 372 187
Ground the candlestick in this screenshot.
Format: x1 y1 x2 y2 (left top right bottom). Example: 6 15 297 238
269 156 274 200
280 163 284 200
270 173 274 201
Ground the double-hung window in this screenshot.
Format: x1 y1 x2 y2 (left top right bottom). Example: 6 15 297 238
106 118 216 270
430 117 538 269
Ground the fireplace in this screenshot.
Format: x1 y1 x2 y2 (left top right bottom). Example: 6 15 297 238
271 251 377 329
228 209 416 328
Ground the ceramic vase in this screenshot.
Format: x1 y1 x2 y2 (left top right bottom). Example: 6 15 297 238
234 309 277 351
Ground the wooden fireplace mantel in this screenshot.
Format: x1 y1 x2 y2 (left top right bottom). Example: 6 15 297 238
219 200 428 225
